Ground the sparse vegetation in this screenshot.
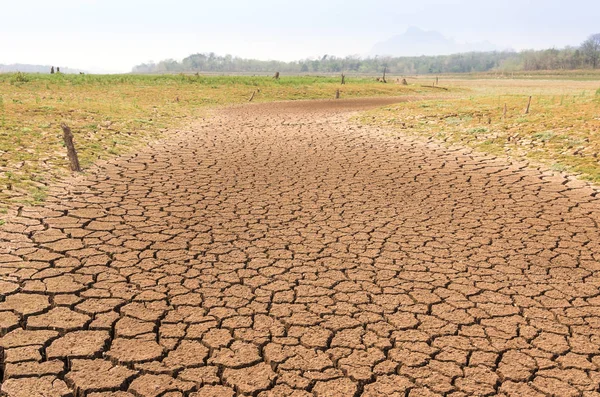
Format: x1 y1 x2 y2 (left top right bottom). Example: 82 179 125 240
10 71 29 84
360 77 600 182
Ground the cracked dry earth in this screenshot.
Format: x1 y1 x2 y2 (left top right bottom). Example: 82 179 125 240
2 98 600 397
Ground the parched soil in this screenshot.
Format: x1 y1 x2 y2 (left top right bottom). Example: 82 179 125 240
2 97 600 396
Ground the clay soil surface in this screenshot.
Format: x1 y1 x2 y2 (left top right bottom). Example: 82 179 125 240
2 98 600 396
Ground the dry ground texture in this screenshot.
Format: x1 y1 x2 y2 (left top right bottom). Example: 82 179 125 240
0 73 444 211
1 73 600 396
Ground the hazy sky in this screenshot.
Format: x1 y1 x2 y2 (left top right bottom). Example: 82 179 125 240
1 0 598 73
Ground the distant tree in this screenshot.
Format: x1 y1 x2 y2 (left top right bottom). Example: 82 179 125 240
57 67 60 73
50 66 54 74
131 44 600 75
582 34 600 68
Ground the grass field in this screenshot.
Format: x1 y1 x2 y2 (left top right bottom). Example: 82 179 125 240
360 77 600 182
0 73 443 213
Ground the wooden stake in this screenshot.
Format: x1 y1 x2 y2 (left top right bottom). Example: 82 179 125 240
341 73 345 85
249 91 256 102
435 76 439 86
525 96 532 114
61 124 81 172
382 67 387 83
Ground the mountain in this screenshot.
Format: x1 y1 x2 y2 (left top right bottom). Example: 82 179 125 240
0 64 84 74
371 27 499 57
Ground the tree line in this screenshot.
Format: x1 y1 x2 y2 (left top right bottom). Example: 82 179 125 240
132 34 600 75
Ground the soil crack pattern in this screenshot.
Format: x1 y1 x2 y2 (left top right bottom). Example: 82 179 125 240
2 98 600 396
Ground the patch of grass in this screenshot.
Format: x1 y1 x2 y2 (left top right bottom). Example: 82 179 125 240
445 117 462 125
360 81 600 183
31 187 47 204
596 88 600 96
10 72 29 85
551 163 569 172
533 131 554 142
468 127 488 134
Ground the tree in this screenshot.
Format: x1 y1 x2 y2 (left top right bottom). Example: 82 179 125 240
581 33 600 68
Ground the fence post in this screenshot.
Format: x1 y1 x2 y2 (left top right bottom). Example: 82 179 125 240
524 96 532 114
61 124 81 172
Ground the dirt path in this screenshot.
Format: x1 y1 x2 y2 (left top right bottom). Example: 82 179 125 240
2 98 600 397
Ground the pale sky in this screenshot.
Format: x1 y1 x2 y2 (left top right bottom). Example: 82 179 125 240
1 0 598 73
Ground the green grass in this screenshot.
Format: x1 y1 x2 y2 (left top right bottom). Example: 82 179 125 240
551 163 569 172
468 127 488 134
0 73 412 89
533 131 554 142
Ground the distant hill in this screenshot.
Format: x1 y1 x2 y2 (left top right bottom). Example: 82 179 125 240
0 64 84 74
371 27 499 57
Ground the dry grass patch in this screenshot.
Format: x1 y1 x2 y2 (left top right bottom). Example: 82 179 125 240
360 88 600 182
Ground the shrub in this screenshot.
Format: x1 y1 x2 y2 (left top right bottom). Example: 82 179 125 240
10 72 29 84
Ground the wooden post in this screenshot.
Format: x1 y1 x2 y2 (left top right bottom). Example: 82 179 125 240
61 124 81 172
341 73 345 85
335 89 340 99
273 72 280 79
382 67 387 83
249 90 256 102
525 96 532 114
436 76 439 86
